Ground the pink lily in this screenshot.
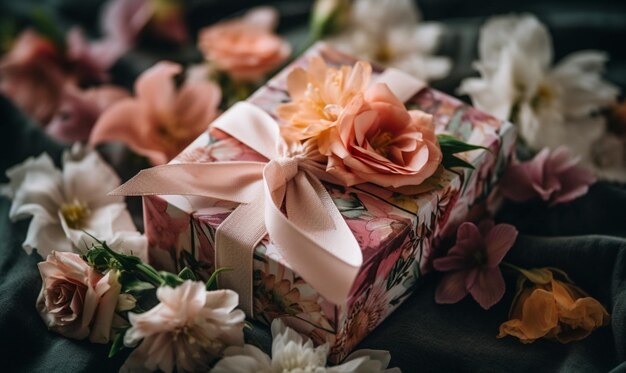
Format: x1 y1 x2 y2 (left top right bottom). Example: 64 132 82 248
433 220 518 309
89 61 221 165
500 146 596 206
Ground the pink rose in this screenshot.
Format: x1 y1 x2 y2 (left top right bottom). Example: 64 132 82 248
198 7 291 82
36 251 121 343
319 83 442 188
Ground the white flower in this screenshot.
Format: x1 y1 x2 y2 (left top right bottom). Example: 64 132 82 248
211 319 399 373
121 281 245 373
458 14 620 178
3 147 147 259
326 0 451 81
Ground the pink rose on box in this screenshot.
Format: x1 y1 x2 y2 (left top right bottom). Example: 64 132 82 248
36 251 121 343
198 7 291 82
319 83 442 188
500 146 596 206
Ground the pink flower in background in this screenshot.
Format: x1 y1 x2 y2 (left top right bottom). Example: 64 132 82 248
65 27 128 84
46 84 130 143
36 251 121 343
500 146 596 206
102 0 188 46
122 281 245 373
0 27 126 125
198 7 291 82
319 83 442 188
90 61 221 165
433 220 518 309
0 29 66 123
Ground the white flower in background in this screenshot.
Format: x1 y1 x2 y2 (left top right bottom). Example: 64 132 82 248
326 0 451 81
211 318 399 373
121 281 245 373
458 14 621 179
3 146 147 259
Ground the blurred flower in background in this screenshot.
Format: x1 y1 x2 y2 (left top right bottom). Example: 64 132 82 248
90 61 221 165
459 14 621 180
324 0 451 82
198 7 291 83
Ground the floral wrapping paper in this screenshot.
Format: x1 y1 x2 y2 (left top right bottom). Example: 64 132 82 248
142 43 516 362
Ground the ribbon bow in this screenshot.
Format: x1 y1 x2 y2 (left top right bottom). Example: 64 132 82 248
112 67 424 315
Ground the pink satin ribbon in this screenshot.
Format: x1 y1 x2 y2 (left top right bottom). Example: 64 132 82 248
112 67 425 316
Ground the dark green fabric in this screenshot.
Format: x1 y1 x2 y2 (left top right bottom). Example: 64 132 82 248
1 1 626 372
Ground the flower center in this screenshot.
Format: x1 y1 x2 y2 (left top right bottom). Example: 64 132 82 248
60 200 90 229
375 43 394 63
370 131 395 156
158 121 189 143
531 83 555 108
472 249 488 267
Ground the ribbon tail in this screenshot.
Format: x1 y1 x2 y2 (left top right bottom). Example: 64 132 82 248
215 186 266 317
263 163 363 305
110 161 266 203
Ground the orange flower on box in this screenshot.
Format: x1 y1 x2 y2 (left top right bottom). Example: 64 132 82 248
498 267 609 344
277 55 372 140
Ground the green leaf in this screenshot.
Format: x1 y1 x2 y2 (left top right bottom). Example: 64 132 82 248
160 271 184 287
31 7 64 48
124 278 155 293
442 155 475 170
437 134 487 170
206 267 233 291
437 134 488 154
178 267 197 281
108 329 127 358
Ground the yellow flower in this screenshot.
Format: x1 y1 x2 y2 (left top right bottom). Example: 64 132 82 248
277 55 371 141
498 268 609 344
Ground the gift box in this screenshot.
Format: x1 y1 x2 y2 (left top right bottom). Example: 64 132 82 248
139 43 516 362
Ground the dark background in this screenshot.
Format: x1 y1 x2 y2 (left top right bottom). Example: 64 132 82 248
0 1 625 372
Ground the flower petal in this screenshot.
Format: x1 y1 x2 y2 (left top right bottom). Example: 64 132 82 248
468 267 505 309
435 271 469 304
485 224 518 268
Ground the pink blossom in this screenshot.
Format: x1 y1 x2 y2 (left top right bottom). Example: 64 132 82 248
433 220 518 309
101 0 188 46
122 281 245 373
90 61 221 165
46 84 130 143
0 28 126 125
500 146 596 205
0 29 66 123
65 27 128 84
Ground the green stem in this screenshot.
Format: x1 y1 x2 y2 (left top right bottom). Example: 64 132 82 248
500 261 524 273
